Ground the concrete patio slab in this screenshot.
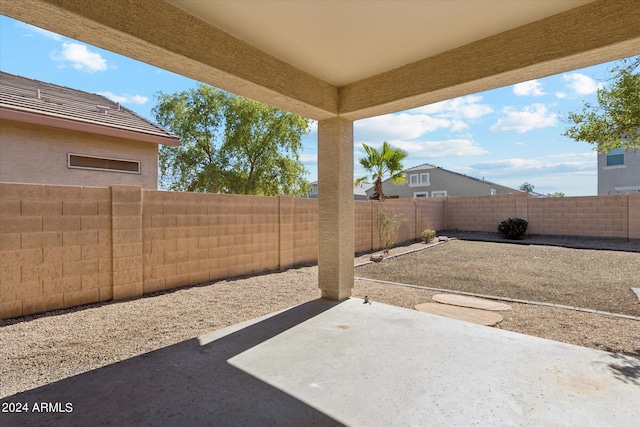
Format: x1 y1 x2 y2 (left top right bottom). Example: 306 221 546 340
1 298 638 426
432 293 512 311
415 302 504 326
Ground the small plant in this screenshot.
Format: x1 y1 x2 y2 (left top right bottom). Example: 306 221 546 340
420 229 436 244
498 217 528 240
376 207 405 254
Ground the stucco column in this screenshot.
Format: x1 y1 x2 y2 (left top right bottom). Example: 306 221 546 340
318 117 354 300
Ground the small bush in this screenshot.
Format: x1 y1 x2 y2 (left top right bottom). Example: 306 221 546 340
420 229 436 244
376 208 405 254
498 218 528 240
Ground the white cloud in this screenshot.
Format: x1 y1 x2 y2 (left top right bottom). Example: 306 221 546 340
299 153 318 163
97 91 148 105
355 95 493 141
355 113 451 140
17 22 63 41
470 152 596 178
52 43 108 73
563 73 604 95
410 95 493 120
490 103 557 133
555 92 567 99
386 139 488 158
466 154 597 194
513 80 545 96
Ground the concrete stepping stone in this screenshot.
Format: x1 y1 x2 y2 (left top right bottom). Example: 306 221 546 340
415 303 503 326
432 294 512 311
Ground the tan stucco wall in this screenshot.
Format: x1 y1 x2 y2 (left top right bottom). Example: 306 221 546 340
0 119 159 189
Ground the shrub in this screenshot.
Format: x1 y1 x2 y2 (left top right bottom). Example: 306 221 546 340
498 217 528 240
420 229 436 244
376 207 405 254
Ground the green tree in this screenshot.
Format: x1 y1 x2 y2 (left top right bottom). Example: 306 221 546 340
355 142 408 201
563 56 640 152
520 182 535 193
153 84 311 196
546 192 565 197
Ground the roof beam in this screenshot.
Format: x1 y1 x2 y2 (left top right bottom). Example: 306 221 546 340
339 0 640 120
0 0 339 120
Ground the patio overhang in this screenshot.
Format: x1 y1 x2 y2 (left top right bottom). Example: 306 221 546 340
1 0 639 301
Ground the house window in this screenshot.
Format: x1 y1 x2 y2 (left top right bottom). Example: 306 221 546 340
409 172 430 187
68 153 140 174
606 148 625 166
431 190 447 197
614 186 640 194
490 188 497 195
413 192 429 198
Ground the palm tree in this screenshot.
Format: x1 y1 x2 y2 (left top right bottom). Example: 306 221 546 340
355 141 408 201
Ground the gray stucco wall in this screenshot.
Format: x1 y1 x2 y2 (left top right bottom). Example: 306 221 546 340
369 166 518 199
597 149 640 195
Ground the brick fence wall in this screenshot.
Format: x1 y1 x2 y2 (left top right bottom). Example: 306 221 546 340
1 182 638 319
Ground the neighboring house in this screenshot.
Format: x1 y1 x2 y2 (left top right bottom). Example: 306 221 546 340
597 148 640 195
0 72 180 189
366 164 520 199
308 181 372 200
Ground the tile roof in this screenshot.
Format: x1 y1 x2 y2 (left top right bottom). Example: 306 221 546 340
0 71 180 145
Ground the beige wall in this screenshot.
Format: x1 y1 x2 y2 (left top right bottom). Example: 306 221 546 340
0 119 159 189
0 183 113 319
2 183 638 319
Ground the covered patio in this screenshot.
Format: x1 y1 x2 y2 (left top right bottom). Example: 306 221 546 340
4 0 639 302
1 298 639 425
1 0 639 425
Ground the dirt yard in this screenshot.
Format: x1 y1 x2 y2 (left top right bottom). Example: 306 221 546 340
356 239 640 317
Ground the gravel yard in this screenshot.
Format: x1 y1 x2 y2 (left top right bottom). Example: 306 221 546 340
356 239 640 317
1 237 639 398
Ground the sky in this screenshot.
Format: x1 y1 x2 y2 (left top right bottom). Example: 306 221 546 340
0 15 629 196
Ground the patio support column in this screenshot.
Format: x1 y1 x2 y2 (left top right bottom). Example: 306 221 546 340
317 117 354 301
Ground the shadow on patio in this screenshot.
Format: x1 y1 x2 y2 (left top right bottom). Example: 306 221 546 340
2 298 639 426
0 299 344 427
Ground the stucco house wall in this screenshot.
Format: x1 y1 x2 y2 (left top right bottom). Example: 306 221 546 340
0 71 179 190
1 119 159 189
597 148 640 195
370 164 519 199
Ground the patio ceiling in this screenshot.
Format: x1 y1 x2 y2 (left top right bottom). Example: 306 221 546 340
2 0 639 121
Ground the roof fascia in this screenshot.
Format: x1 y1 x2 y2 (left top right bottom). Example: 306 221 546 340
0 0 339 121
339 0 640 120
1 107 181 146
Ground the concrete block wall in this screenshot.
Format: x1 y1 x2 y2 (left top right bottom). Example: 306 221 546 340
112 185 143 300
528 195 628 238
629 193 640 240
415 198 445 236
0 183 112 319
292 198 318 266
444 194 526 232
383 200 417 246
3 182 637 319
354 201 374 254
141 191 280 295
